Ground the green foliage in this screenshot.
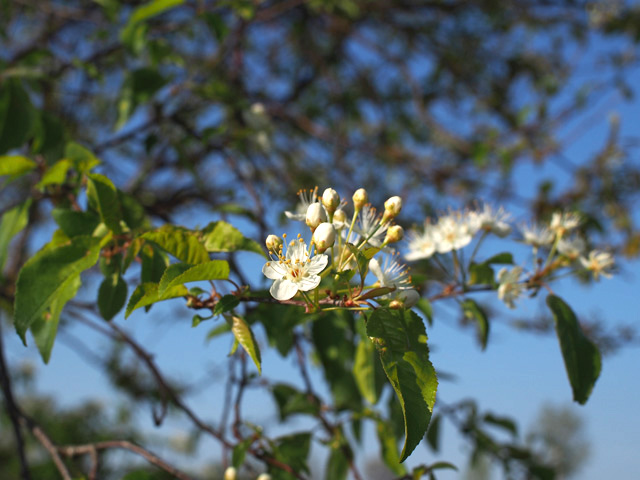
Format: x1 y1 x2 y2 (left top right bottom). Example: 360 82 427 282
14 236 104 342
0 80 36 154
125 283 188 318
87 173 123 234
0 155 36 178
0 199 30 272
272 383 320 420
367 309 438 461
158 260 229 293
462 299 490 350
202 220 266 257
142 226 210 264
547 295 602 404
98 274 128 320
228 314 261 374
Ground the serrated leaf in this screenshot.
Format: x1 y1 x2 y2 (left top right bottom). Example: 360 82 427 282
52 208 100 238
367 309 438 462
229 315 261 374
31 275 81 363
0 155 36 177
98 274 128 320
325 443 350 480
0 199 30 272
269 433 311 480
158 260 229 294
140 244 168 283
125 282 188 318
353 336 379 404
462 299 490 350
64 142 100 172
87 173 122 234
547 295 601 404
272 384 320 420
143 226 210 264
213 294 240 315
202 220 266 257
14 236 102 342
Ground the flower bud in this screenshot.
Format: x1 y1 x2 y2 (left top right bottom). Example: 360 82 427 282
305 202 327 231
265 234 282 252
389 299 403 309
382 196 402 223
384 225 404 244
322 188 340 214
256 474 272 480
352 188 368 211
333 208 347 229
312 222 336 253
397 289 420 308
224 467 237 480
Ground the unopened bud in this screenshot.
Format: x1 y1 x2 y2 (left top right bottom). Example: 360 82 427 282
256 474 272 480
382 196 402 223
224 467 237 480
333 209 347 229
312 222 336 253
322 188 340 214
306 203 327 231
397 289 420 308
265 234 282 252
352 188 368 211
389 299 403 309
384 225 404 244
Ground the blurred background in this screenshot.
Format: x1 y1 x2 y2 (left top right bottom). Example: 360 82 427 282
1 0 640 478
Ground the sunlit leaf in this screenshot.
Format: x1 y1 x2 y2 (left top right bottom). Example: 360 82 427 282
158 260 229 293
143 226 210 264
0 199 30 272
229 315 261 374
0 155 36 177
202 220 266 257
125 282 188 318
462 299 490 350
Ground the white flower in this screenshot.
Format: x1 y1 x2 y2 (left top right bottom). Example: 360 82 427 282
549 212 581 238
285 187 319 221
369 256 412 290
312 222 336 253
355 204 387 247
557 236 586 260
469 204 512 237
305 202 327 230
434 213 473 253
497 266 524 309
405 221 437 261
580 250 614 280
520 222 554 252
262 236 328 300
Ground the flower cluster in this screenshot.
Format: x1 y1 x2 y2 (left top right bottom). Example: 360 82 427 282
263 188 417 309
225 467 271 480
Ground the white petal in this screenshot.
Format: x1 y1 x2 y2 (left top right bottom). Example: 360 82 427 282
368 257 384 283
305 254 328 275
284 211 305 221
270 278 298 301
262 261 286 280
298 274 321 292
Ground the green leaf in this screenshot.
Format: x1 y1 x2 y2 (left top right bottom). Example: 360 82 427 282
121 0 185 46
31 275 81 364
64 142 100 172
251 303 306 356
353 335 381 404
376 419 406 475
367 309 438 462
143 226 210 264
0 80 35 154
484 252 514 265
140 244 168 283
416 298 433 326
213 294 240 315
229 315 261 374
158 260 229 294
14 236 102 342
325 443 350 480
269 433 311 480
0 155 36 177
462 299 490 350
116 68 167 129
232 438 252 469
201 12 229 41
87 173 123 234
98 274 128 320
468 262 495 286
272 383 320 420
483 413 518 436
202 220 266 257
0 199 30 272
35 159 72 189
125 282 188 318
425 414 441 452
118 190 147 230
52 208 100 238
547 295 602 404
